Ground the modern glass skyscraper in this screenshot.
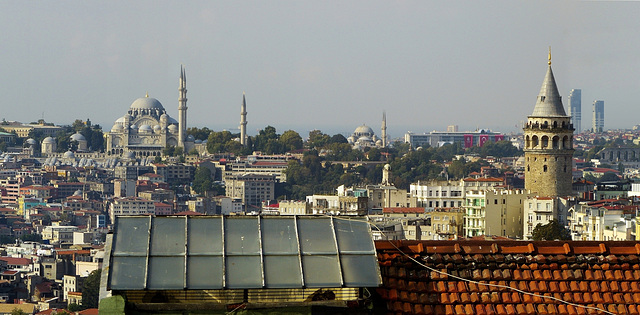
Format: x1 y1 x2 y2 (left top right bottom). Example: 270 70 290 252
568 89 581 133
592 100 604 132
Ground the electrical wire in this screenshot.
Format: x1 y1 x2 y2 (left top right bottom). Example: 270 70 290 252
329 215 617 315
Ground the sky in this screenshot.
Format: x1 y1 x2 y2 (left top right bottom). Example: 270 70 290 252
2 1 640 139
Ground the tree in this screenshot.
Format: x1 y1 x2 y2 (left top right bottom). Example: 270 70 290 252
82 269 101 308
192 167 213 195
531 219 571 241
279 130 303 152
10 308 26 315
307 130 330 149
67 303 82 312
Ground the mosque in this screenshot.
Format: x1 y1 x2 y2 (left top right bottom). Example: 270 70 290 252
104 66 194 158
347 112 388 149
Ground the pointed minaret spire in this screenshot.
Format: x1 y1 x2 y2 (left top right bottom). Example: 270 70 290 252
240 92 248 146
548 46 552 65
178 65 188 148
381 111 387 147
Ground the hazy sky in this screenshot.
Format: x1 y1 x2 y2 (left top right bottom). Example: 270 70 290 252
2 1 640 139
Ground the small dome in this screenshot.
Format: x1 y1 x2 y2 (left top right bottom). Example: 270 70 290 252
63 151 75 159
168 117 178 125
124 151 136 159
42 137 55 144
111 124 124 132
153 125 162 132
26 138 37 145
73 190 82 196
195 139 203 144
358 136 372 142
139 125 152 133
186 135 195 142
160 114 168 121
70 133 86 141
168 125 178 133
130 97 165 110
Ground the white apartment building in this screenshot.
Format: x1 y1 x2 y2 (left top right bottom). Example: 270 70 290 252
569 205 634 241
109 197 155 222
42 226 79 245
523 196 572 240
410 180 465 209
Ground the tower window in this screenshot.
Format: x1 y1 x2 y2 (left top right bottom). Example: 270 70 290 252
543 165 548 172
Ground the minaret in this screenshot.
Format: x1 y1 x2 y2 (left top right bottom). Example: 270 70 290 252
240 92 247 146
381 111 387 147
523 48 574 197
178 65 188 148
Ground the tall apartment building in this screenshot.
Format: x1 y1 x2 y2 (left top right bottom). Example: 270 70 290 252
593 100 605 132
225 174 276 210
567 89 581 133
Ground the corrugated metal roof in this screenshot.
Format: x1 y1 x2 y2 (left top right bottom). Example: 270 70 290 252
107 215 381 290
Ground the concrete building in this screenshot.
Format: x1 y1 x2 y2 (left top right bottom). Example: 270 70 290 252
278 200 309 215
523 196 572 239
410 180 465 209
225 174 276 210
484 189 530 238
523 50 574 198
108 197 155 222
592 100 605 132
567 89 581 133
404 129 505 148
305 195 368 215
41 226 79 245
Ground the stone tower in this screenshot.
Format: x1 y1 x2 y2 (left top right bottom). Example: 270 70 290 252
523 50 574 197
240 92 247 146
178 65 188 148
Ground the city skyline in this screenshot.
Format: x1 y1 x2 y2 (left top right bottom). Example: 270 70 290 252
2 1 640 138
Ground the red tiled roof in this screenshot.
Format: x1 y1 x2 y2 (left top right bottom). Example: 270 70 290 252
383 207 425 214
463 177 503 182
78 309 99 315
0 257 31 266
376 240 640 315
173 211 204 216
36 309 72 315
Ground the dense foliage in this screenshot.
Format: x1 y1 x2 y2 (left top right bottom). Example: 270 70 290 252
82 269 101 309
531 219 571 241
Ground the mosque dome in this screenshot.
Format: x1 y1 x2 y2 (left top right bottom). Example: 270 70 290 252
73 190 82 197
168 116 178 125
124 151 136 160
130 97 165 110
26 138 37 145
42 137 55 144
139 125 152 133
186 135 195 142
111 124 124 132
195 139 203 144
153 125 162 132
168 125 178 133
63 151 75 159
354 125 374 137
70 133 86 141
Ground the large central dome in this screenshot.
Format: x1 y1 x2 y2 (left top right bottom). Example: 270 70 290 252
130 97 165 110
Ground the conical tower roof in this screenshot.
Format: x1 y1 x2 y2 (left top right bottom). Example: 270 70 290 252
530 64 567 117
